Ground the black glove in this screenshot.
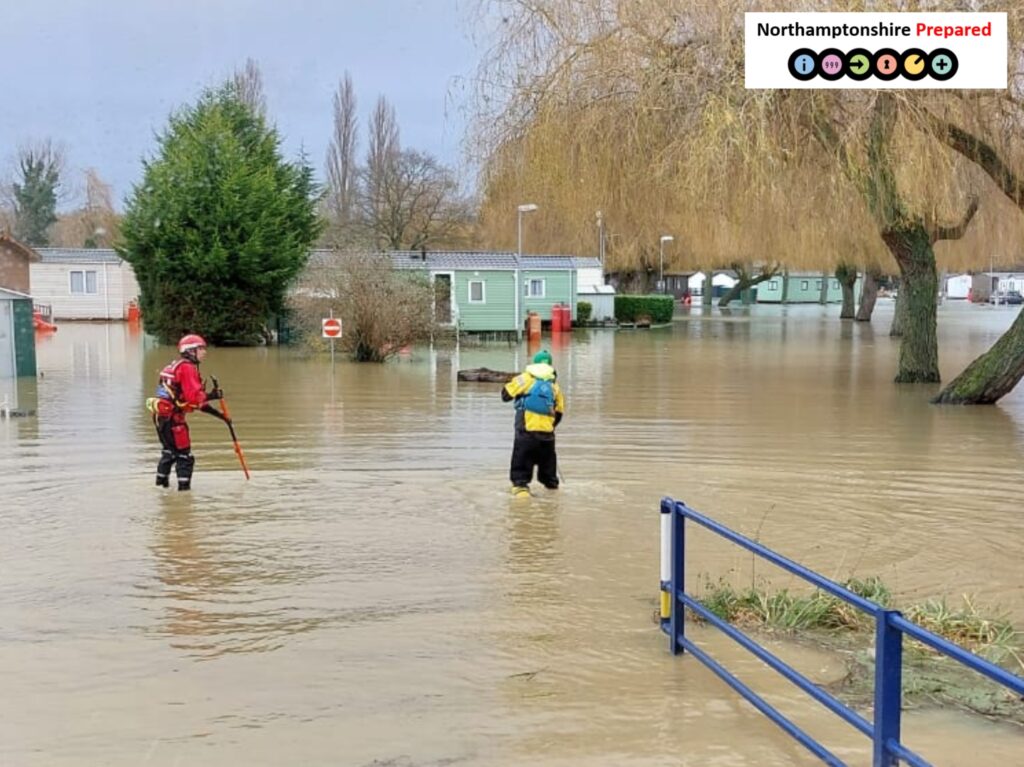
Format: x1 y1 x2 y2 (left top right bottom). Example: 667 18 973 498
206 387 223 401
201 404 229 422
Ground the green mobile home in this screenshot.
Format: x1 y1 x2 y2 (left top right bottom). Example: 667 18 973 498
389 252 579 333
757 272 861 304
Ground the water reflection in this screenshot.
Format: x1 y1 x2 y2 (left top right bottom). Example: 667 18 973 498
146 492 330 658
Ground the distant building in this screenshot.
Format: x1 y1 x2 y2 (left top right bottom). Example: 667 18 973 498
0 231 39 295
969 271 1024 302
29 249 140 320
688 271 738 298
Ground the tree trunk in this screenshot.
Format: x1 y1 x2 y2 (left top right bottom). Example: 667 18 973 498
835 265 857 320
718 282 742 307
933 307 1024 403
856 269 880 321
702 270 713 306
781 270 790 304
818 270 829 305
884 225 940 383
889 286 906 337
719 270 776 308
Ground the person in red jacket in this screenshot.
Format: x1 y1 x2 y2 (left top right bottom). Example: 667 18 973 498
148 334 227 490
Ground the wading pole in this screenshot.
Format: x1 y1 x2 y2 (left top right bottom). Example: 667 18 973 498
211 376 250 480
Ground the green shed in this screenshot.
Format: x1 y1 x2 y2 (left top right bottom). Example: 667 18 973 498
0 288 37 378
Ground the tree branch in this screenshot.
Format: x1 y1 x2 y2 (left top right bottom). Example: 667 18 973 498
930 196 979 243
927 112 1024 208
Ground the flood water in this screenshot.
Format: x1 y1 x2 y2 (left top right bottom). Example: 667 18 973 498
2 300 1023 766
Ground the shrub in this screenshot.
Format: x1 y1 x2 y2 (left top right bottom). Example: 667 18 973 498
576 301 592 322
288 253 436 362
614 294 674 324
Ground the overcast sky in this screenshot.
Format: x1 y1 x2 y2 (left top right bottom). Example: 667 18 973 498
3 0 481 209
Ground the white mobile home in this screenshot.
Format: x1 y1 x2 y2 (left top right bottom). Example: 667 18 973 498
944 274 972 300
29 249 140 320
573 256 615 320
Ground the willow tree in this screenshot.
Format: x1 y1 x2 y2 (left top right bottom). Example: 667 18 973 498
473 0 1024 388
929 103 1024 403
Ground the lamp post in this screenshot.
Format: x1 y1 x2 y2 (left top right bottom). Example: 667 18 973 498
659 235 674 292
518 203 538 256
516 203 539 340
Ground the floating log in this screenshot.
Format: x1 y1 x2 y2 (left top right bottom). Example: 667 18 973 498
457 367 518 383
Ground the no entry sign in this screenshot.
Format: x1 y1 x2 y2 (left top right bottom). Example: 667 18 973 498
322 317 342 338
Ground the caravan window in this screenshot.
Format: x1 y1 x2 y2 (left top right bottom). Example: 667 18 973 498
526 278 545 298
468 280 485 303
70 270 98 295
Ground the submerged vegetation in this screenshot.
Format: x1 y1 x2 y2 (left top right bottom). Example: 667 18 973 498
688 575 1024 723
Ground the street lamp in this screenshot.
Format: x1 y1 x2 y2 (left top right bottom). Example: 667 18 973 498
516 203 539 340
517 203 539 257
659 235 674 292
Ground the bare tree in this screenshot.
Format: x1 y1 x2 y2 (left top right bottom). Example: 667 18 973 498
357 96 467 249
364 96 401 223
232 57 266 118
360 148 467 250
325 73 359 228
51 168 122 247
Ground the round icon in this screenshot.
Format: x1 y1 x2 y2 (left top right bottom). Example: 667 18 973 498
818 48 845 81
846 48 873 81
900 48 928 81
929 49 958 81
788 48 818 81
873 48 900 81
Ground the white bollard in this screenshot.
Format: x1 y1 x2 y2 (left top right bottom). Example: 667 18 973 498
660 503 672 621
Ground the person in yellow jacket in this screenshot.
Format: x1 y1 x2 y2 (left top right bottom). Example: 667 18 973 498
501 349 565 497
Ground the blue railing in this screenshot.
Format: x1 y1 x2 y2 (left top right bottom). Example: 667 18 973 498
659 497 1024 767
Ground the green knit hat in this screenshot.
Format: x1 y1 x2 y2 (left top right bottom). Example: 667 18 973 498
533 350 552 365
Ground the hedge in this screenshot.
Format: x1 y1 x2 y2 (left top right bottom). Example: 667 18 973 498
576 301 592 322
614 295 675 324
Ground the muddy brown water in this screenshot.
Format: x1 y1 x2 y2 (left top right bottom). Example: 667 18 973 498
2 301 1022 765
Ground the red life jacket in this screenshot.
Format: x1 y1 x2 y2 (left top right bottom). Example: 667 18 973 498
155 358 205 414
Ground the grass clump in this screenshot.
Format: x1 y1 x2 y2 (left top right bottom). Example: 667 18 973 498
905 596 1023 671
694 576 1022 675
696 575 891 633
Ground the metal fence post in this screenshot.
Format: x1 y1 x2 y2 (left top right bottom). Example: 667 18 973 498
669 503 686 655
873 610 903 767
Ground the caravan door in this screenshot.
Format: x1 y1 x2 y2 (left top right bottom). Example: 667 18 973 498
0 300 15 378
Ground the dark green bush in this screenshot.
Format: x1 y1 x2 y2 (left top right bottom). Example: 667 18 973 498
614 295 674 324
576 301 592 322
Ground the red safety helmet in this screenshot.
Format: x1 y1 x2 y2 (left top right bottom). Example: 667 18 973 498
178 334 207 353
